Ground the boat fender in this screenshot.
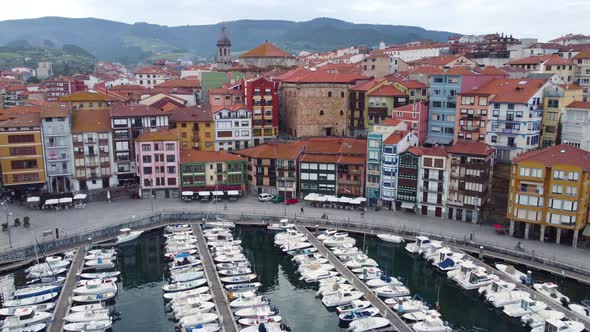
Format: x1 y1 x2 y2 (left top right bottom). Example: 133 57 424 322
560 297 569 306
487 296 495 303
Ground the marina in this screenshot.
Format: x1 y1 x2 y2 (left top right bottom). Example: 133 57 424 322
48 247 85 332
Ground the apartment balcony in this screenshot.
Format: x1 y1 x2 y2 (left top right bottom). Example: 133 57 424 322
518 186 544 195
420 186 443 193
460 125 480 132
47 168 70 176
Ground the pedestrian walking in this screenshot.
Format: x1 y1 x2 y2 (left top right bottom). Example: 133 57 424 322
224 203 227 210
300 207 304 214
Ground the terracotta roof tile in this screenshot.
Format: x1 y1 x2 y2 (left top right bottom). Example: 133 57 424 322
469 78 547 104
447 141 494 156
169 105 213 122
211 104 251 114
368 84 406 97
71 110 111 133
507 55 553 65
383 131 410 145
239 42 294 59
0 112 41 128
180 150 245 163
155 79 201 88
281 71 368 84
236 141 306 160
409 55 461 66
59 91 107 102
573 48 590 59
513 144 590 170
136 128 179 142
110 103 170 117
393 79 428 89
303 137 367 155
566 101 590 109
419 146 448 157
382 118 403 126
544 55 574 66
350 78 385 92
408 66 445 75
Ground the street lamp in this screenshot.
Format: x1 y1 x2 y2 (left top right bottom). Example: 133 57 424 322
1 202 12 248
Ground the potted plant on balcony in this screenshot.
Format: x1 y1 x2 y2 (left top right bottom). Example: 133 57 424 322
13 217 20 227
23 216 30 228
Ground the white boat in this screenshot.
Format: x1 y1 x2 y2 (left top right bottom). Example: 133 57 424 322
171 271 205 283
405 236 432 254
332 245 359 257
533 282 570 305
365 275 403 288
225 282 261 293
162 279 207 292
13 284 61 299
317 229 338 241
374 285 410 298
336 300 372 314
73 280 117 295
207 239 242 247
402 309 441 322
487 290 530 308
455 270 495 290
338 307 380 323
323 234 356 247
2 292 58 307
214 254 247 263
168 294 213 308
280 241 311 252
428 247 461 265
218 267 252 276
84 252 116 260
503 298 547 317
27 267 67 279
72 292 116 303
521 309 565 329
164 249 198 259
64 310 111 322
239 322 286 332
530 318 585 332
351 266 381 275
63 320 113 332
178 312 219 328
220 274 257 284
419 241 443 260
318 276 347 287
116 228 143 244
84 259 115 270
238 315 282 326
76 277 117 287
230 294 269 308
447 260 483 281
204 220 235 229
317 283 354 297
389 298 429 313
301 269 338 283
25 275 66 285
495 264 527 284
166 244 197 253
0 303 55 316
87 249 116 256
345 257 379 269
298 263 335 274
234 305 278 318
1 323 46 332
322 290 363 307
165 224 191 232
436 257 463 272
170 258 202 271
569 300 590 321
477 279 515 297
70 303 108 313
294 256 328 267
376 233 404 243
162 286 209 300
216 261 250 270
267 219 295 231
26 259 70 273
348 317 390 332
80 271 121 280
1 309 51 328
412 315 452 332
173 301 216 319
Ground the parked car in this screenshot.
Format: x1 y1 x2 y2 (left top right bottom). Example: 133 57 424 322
258 193 274 202
285 198 299 205
272 195 284 203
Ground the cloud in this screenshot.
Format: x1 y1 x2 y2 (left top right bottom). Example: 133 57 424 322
0 0 588 40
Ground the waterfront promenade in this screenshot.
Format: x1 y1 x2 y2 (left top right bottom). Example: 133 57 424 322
1 196 588 275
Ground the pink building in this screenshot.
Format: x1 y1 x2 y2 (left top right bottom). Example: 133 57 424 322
134 128 180 198
392 101 429 145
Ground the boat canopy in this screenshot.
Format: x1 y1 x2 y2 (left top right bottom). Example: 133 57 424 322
339 196 353 203
198 191 210 197
326 196 340 203
304 193 318 201
226 190 240 196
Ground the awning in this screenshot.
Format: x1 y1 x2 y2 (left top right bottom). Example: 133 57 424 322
181 191 194 196
304 193 318 201
226 190 240 196
211 191 224 196
424 136 454 146
339 196 352 204
401 202 415 209
349 198 361 205
73 194 87 200
58 197 73 203
326 196 340 203
315 195 328 202
26 197 40 203
44 199 59 205
198 191 210 197
583 225 590 237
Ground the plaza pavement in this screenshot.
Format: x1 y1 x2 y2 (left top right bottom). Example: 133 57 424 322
0 195 588 271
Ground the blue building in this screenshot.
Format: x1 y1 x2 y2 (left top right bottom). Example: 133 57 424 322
426 72 461 146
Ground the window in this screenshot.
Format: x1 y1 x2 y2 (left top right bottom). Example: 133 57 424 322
167 166 176 174
553 170 565 180
9 147 36 156
547 99 559 108
11 160 38 169
141 144 151 152
142 155 151 163
568 171 579 181
320 110 324 116
478 96 488 106
166 155 175 163
8 134 34 144
166 143 175 151
461 96 475 105
143 167 152 175
328 91 332 97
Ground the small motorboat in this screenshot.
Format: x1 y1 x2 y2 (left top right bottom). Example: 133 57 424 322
495 264 527 284
171 270 205 283
348 317 391 332
173 301 216 319
220 274 257 284
64 309 111 322
70 303 108 313
404 236 431 254
318 276 347 287
13 284 61 299
317 229 338 241
345 257 379 269
338 307 379 323
238 315 282 326
336 300 372 314
267 219 295 231
569 300 590 321
164 249 198 259
229 292 269 308
165 224 191 232
80 271 121 280
429 248 462 265
25 275 65 285
322 290 363 307
286 247 318 256
530 318 585 332
301 269 338 283
477 279 515 297
27 267 67 279
412 315 452 332
63 319 112 332
487 290 530 308
72 292 116 303
323 234 356 247
73 280 118 295
403 309 441 322
207 239 242 247
387 297 428 313
87 249 117 256
218 267 252 276
239 322 287 332
84 252 116 260
84 259 115 270
1 308 51 329
76 278 117 287
374 285 411 298
280 241 312 252
377 233 404 244
521 309 565 329
316 283 354 297
533 282 570 306
0 323 46 332
214 254 247 263
234 305 278 318
299 263 335 275
352 266 381 274
177 312 219 328
454 270 495 290
2 292 59 307
274 233 306 246
225 282 262 293
0 303 55 316
116 228 143 244
436 257 463 272
167 294 213 308
162 279 207 293
162 286 209 300
203 220 235 229
365 275 403 288
216 261 250 270
332 245 359 257
503 298 547 317
26 259 70 273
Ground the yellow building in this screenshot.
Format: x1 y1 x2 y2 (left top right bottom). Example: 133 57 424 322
507 144 590 247
391 80 428 104
0 112 46 192
59 91 109 110
541 84 583 147
169 105 215 151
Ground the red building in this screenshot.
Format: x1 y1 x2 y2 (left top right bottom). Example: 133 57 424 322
45 77 87 101
391 101 430 145
241 76 279 145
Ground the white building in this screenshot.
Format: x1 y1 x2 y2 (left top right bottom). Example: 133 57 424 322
133 67 171 88
417 146 449 218
561 101 590 150
382 43 449 62
573 49 590 101
213 105 253 151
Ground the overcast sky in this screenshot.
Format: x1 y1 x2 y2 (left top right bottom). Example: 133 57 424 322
1 0 588 41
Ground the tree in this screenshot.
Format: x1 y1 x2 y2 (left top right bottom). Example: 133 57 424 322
26 77 40 84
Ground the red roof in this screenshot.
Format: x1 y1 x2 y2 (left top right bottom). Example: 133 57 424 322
544 55 574 65
383 131 410 145
513 144 590 170
281 71 368 84
409 55 462 66
472 78 547 104
155 78 201 89
368 84 406 97
382 118 403 127
110 103 170 117
549 34 590 43
447 141 494 156
211 104 251 113
566 101 590 109
393 79 428 89
418 146 448 157
239 42 294 59
350 79 385 92
303 137 367 156
169 105 213 122
507 55 553 65
408 66 445 75
235 141 306 160
181 150 245 163
573 48 590 59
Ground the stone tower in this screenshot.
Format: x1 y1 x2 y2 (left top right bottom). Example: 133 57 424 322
215 25 232 69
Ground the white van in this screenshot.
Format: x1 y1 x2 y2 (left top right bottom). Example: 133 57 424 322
258 193 273 202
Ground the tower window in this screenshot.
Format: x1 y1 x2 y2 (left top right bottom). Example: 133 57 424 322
320 110 324 116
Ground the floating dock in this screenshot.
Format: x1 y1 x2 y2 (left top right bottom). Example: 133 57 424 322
48 246 85 332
